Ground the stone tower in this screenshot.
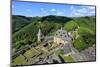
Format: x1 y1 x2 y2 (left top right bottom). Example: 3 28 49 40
37 28 44 42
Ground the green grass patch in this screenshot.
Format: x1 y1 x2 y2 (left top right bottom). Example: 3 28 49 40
64 21 78 32
78 27 94 35
63 55 74 62
55 49 64 55
13 54 26 64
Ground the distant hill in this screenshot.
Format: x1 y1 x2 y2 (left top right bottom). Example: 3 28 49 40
12 15 32 33
12 15 72 33
12 15 41 33
40 15 72 24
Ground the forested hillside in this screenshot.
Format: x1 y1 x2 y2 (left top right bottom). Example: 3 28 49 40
12 15 41 33
64 16 96 51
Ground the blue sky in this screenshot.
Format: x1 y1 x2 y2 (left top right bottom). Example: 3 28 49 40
12 1 96 17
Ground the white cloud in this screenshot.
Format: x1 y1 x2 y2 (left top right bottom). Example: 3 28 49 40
41 8 44 11
70 6 74 10
88 6 95 10
40 8 47 14
57 12 63 15
43 10 46 13
87 6 95 15
70 8 85 17
51 9 56 12
90 10 95 14
77 8 87 13
26 9 31 12
69 6 95 17
74 12 83 16
70 6 82 16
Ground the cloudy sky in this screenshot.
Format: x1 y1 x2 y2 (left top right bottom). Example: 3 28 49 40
12 1 96 17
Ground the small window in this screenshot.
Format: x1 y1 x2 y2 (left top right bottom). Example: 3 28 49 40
65 35 66 37
59 43 62 45
43 43 48 47
63 32 65 34
40 35 43 37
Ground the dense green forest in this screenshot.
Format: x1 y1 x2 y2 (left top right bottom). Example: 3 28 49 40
12 15 96 52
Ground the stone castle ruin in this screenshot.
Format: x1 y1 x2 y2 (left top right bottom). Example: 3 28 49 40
12 27 96 66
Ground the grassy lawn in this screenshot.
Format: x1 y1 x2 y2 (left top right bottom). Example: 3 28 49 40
78 27 94 35
63 55 74 62
13 54 26 64
64 21 78 32
55 49 64 55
